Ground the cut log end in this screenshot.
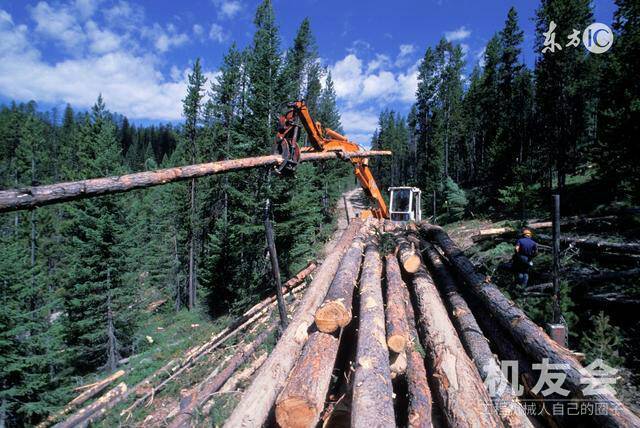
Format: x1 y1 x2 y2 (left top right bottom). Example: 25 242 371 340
387 335 406 354
315 301 351 333
276 397 316 428
402 255 421 274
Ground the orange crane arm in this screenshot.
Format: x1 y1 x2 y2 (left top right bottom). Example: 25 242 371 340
279 101 389 219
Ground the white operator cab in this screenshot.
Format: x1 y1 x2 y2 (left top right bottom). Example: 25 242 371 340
389 187 422 223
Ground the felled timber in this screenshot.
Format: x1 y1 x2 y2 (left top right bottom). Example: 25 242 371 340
0 151 391 213
387 254 433 428
169 327 275 428
315 237 365 333
38 370 125 428
422 223 640 428
54 383 128 428
275 328 341 428
537 234 640 255
223 219 363 428
385 252 409 353
396 234 421 273
400 250 502 427
421 242 532 428
121 261 314 416
351 239 395 428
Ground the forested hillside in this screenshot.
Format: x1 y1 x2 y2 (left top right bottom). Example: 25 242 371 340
0 2 351 425
371 0 639 220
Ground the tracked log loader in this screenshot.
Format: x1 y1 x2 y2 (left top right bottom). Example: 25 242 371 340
273 100 421 222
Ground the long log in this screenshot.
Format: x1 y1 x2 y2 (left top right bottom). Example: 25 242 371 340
315 237 365 333
386 254 433 428
351 239 396 428
169 326 275 428
421 242 532 428
38 370 125 428
398 240 503 427
0 151 391 213
385 252 409 353
275 328 341 428
422 223 640 427
537 234 640 255
54 383 128 428
223 219 364 428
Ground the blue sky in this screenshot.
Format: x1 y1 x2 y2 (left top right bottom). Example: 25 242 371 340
0 0 616 145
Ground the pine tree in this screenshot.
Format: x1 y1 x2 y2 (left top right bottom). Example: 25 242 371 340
534 0 594 192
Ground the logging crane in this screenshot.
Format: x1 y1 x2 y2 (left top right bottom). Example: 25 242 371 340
273 100 422 222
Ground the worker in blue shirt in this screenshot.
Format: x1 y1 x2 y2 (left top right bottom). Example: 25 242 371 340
513 228 538 287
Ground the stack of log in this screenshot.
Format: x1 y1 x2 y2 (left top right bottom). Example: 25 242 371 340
58 220 640 427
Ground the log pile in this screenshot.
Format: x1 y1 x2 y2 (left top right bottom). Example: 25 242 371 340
67 219 640 427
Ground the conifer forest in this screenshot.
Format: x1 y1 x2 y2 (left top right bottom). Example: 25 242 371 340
0 0 639 427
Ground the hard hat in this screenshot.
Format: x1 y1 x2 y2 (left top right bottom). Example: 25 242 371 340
523 228 532 237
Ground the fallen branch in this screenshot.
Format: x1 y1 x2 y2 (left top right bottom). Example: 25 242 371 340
53 383 128 428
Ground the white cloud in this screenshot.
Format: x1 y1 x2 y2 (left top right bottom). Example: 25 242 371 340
396 43 415 67
0 8 215 121
341 109 379 135
30 1 86 51
366 53 390 73
329 53 419 106
213 0 242 19
193 23 204 36
103 1 144 29
85 20 121 54
209 23 226 43
444 25 471 42
142 23 189 53
74 0 102 19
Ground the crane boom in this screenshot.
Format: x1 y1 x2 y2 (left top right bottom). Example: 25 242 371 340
274 101 389 219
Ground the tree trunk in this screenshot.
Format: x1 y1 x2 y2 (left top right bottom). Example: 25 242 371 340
188 178 196 310
384 253 409 353
169 327 275 428
223 219 363 428
275 328 341 428
399 240 503 427
537 234 640 255
351 239 395 428
0 151 391 213
315 237 365 333
37 370 125 428
421 223 640 428
54 383 128 428
387 254 433 428
421 242 532 428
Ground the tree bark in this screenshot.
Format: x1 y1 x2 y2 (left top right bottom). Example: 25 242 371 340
169 327 275 428
387 254 433 428
421 242 532 428
351 239 395 428
37 370 125 428
315 237 365 333
0 151 391 213
421 223 640 428
399 240 503 427
223 219 363 428
54 383 128 428
385 253 409 353
275 328 341 428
